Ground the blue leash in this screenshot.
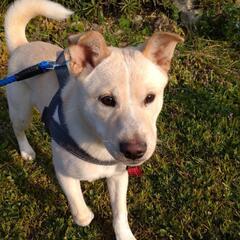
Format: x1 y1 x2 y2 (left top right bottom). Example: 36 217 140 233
0 61 67 87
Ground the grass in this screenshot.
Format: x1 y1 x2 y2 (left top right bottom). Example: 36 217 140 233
0 6 240 240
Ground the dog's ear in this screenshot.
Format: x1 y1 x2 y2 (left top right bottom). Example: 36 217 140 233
143 32 184 72
68 33 84 45
67 31 110 76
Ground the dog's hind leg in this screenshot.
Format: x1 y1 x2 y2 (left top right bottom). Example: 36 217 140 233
6 83 35 160
56 171 94 226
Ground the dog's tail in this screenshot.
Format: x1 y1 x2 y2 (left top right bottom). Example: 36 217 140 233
4 0 73 53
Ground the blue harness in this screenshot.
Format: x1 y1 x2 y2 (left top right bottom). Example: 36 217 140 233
1 52 116 166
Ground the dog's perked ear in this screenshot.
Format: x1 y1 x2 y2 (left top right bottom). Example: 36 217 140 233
68 33 84 45
66 31 110 76
143 32 184 72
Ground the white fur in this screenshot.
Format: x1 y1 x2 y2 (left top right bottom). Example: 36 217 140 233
4 0 181 239
4 0 73 52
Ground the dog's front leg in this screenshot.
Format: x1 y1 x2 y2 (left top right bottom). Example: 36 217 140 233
107 170 136 240
56 171 94 226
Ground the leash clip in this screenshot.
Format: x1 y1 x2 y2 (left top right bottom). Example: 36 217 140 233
38 61 58 70
38 61 69 71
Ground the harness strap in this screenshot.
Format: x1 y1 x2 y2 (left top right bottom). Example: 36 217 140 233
42 51 117 166
55 51 70 133
55 51 69 88
41 89 61 133
49 118 117 166
42 51 69 133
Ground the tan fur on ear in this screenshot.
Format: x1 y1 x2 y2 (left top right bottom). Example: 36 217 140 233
68 45 86 76
68 33 83 45
67 31 110 76
77 31 110 66
143 32 184 72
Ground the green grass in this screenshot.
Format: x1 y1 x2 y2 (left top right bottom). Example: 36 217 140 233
0 8 240 240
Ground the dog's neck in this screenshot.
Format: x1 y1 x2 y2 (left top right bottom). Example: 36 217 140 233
60 79 114 162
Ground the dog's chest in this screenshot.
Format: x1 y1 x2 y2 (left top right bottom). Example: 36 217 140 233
52 141 126 181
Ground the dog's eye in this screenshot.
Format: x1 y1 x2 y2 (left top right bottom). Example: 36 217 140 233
99 95 116 107
144 94 155 105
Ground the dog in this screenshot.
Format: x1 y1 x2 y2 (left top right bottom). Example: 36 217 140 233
4 0 183 239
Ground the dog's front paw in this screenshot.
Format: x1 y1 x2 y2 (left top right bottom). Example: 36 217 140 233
115 232 136 240
73 208 94 227
114 225 136 240
20 147 36 161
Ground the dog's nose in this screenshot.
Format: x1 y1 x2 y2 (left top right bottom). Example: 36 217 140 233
119 140 147 160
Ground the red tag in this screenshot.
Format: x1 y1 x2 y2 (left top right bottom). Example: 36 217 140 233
127 166 143 176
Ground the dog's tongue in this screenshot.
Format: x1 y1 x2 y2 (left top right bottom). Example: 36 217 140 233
127 166 143 176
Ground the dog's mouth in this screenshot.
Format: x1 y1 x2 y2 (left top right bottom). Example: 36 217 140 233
124 160 145 166
111 154 148 166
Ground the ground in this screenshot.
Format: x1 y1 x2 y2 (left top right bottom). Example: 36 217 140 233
0 8 240 240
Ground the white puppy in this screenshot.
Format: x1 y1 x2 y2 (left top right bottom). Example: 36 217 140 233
4 0 183 239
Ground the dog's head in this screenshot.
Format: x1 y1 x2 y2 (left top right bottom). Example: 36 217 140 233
66 31 183 166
